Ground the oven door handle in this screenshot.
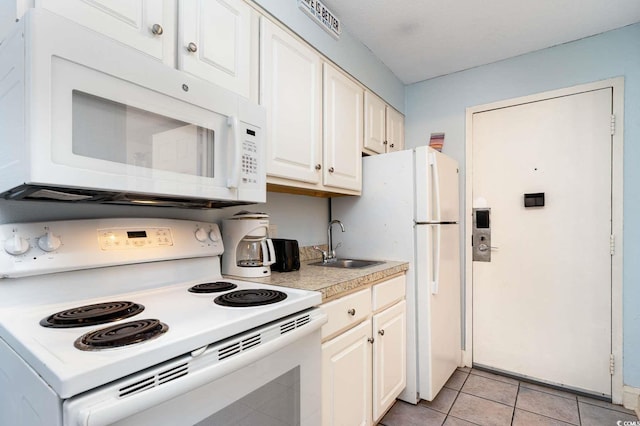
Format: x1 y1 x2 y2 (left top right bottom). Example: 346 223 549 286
63 310 326 426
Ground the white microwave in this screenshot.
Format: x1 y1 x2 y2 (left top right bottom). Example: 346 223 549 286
0 9 266 208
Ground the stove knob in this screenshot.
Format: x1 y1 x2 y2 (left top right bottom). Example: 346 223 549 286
194 227 208 242
209 230 219 242
4 234 29 256
38 231 61 252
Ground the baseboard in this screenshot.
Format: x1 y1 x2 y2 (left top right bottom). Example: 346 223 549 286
622 385 640 415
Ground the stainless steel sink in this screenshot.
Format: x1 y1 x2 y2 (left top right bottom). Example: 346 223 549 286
309 259 383 268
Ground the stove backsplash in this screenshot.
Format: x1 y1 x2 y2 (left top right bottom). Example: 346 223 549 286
0 192 329 248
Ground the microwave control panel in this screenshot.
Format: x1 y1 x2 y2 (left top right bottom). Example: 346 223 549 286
241 126 260 185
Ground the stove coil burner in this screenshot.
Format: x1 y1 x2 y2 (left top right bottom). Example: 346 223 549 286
188 281 238 293
74 319 168 351
214 289 288 307
40 301 145 328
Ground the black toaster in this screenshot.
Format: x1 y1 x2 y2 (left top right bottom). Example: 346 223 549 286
271 239 300 272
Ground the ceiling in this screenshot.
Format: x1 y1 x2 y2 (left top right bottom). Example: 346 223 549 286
320 0 640 84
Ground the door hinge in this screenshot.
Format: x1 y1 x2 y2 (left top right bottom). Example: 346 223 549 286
610 234 615 256
610 353 615 375
611 114 616 136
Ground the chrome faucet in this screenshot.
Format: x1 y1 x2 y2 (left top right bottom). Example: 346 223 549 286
313 220 345 263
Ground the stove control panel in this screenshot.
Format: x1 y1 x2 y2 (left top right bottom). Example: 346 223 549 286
0 218 224 278
98 227 174 250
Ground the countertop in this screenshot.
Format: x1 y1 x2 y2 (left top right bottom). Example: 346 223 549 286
249 259 409 302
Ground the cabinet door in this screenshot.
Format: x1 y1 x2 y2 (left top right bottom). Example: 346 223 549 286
373 300 407 422
363 91 386 154
261 18 323 184
386 107 405 152
178 0 253 98
322 319 372 426
37 0 174 63
323 63 363 191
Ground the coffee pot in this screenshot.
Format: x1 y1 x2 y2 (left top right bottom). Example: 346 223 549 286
221 212 276 278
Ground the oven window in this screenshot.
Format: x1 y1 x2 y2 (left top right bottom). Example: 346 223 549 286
72 91 215 177
195 367 300 426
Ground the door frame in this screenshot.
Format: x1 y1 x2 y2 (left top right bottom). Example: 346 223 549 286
463 77 624 403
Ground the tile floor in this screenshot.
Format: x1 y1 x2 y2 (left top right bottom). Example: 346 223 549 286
380 367 639 426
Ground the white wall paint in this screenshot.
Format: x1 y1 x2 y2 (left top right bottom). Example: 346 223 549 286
0 192 328 247
405 23 640 387
251 0 405 112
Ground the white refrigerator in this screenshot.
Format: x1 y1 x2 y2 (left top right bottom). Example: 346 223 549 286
332 146 460 403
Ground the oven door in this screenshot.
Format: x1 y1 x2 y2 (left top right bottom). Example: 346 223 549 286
63 309 325 426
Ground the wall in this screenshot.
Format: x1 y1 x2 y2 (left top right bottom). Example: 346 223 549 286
405 23 640 387
251 0 405 112
0 192 327 247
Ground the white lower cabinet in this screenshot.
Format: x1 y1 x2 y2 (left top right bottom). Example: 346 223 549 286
372 300 407 421
321 275 406 425
322 319 372 426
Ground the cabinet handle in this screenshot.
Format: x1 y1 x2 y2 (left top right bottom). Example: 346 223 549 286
347 308 356 316
315 164 322 170
378 329 385 336
151 24 164 36
328 167 335 173
367 337 375 344
187 42 198 53
390 143 395 148
383 140 388 145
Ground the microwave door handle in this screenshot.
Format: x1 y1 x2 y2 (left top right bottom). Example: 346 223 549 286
226 116 241 189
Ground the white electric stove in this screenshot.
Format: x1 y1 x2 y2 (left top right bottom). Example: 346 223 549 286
0 218 325 426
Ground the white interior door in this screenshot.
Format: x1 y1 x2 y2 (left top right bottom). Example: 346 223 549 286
472 88 613 396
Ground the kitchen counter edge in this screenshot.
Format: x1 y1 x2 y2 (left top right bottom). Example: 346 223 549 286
242 260 409 303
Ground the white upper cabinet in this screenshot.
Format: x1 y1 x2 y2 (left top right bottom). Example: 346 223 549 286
36 0 175 64
260 17 323 185
386 106 405 153
323 62 363 192
363 90 405 155
178 0 255 99
35 0 257 98
364 91 387 154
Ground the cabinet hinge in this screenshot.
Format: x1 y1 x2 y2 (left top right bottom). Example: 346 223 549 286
610 353 615 375
611 114 616 136
610 234 615 256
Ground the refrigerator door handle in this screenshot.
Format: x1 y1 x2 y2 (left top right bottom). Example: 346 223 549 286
430 152 442 222
431 225 441 295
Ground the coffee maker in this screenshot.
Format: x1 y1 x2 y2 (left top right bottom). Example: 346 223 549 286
221 212 276 278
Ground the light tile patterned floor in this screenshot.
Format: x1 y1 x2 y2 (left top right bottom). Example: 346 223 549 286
379 368 639 426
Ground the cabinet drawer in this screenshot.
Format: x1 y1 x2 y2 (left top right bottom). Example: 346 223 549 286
321 288 371 340
372 274 406 312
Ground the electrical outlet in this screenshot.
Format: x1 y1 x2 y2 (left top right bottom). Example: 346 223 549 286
269 224 278 237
